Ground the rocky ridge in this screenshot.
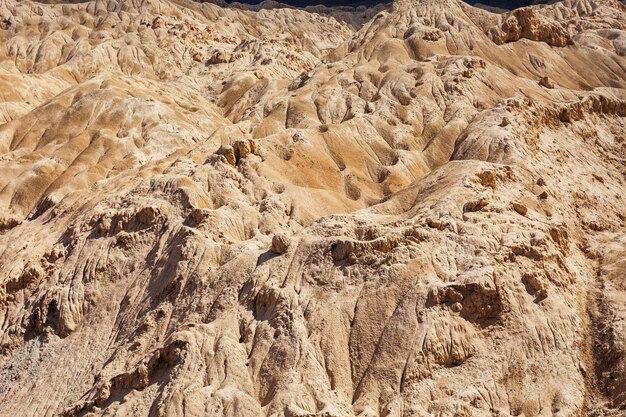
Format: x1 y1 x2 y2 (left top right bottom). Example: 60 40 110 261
0 0 625 416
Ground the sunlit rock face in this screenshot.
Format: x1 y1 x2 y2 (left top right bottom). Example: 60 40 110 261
0 0 625 416
225 0 544 8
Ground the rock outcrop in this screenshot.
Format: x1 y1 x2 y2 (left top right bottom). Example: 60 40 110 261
0 0 625 416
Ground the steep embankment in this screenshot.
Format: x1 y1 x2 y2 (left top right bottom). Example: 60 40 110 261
0 0 625 416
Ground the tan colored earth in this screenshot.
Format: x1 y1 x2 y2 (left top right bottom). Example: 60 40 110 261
0 0 625 415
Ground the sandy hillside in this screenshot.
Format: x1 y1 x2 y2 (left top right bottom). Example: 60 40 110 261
0 0 625 415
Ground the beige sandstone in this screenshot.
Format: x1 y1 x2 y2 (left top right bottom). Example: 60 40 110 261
0 0 625 416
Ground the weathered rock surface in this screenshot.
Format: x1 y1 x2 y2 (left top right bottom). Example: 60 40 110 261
0 0 625 416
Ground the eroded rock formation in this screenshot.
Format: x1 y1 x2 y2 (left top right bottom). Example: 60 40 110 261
0 0 625 416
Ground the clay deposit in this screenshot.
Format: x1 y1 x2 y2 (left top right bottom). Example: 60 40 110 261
0 0 625 416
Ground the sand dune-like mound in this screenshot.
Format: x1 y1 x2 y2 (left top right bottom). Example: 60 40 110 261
0 0 625 416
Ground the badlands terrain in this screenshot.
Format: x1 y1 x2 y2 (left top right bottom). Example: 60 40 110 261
0 0 625 416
